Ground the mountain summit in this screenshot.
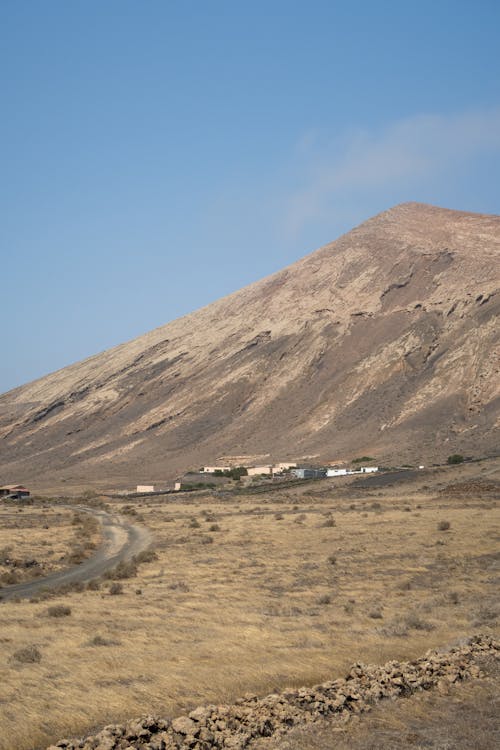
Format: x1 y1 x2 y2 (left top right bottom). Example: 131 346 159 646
1 203 499 491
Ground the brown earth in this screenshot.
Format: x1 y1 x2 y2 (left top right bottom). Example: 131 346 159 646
0 202 499 493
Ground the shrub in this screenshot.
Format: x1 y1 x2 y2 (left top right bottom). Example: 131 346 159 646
447 454 464 464
87 579 100 591
12 645 42 663
317 594 331 605
322 516 336 527
168 581 189 592
209 523 221 532
67 548 87 565
86 635 117 647
327 554 337 565
105 560 137 580
404 612 434 631
275 512 284 520
109 582 123 595
133 548 158 564
438 520 451 531
47 605 71 618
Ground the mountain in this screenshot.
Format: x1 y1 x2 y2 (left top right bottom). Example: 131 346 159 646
1 202 499 492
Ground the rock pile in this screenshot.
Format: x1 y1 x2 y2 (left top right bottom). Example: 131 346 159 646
48 634 498 750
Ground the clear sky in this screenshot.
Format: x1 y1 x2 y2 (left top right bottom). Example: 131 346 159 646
1 1 499 393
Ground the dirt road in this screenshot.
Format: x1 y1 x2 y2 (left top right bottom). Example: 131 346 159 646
0 507 152 601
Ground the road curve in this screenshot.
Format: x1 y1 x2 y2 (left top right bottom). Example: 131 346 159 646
0 506 152 602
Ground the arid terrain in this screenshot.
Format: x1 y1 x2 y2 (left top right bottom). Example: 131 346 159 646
0 203 498 749
0 459 498 750
0 202 499 492
0 505 100 586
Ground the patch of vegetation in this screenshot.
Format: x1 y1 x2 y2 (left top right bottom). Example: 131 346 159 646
181 482 217 490
352 456 375 464
85 635 120 647
47 605 71 617
12 645 42 664
437 520 451 531
104 560 138 580
447 453 464 464
214 466 248 480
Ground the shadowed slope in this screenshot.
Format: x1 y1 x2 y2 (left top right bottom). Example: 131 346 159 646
1 202 499 491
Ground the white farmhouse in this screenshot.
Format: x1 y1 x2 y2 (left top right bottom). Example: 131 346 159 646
326 468 348 477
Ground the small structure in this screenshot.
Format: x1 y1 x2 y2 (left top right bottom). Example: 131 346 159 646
247 466 273 476
136 485 155 493
272 462 297 473
0 484 30 499
326 468 348 477
291 467 327 480
359 466 378 473
174 481 181 492
200 466 231 474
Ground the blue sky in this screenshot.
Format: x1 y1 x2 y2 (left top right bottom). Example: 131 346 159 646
1 1 499 393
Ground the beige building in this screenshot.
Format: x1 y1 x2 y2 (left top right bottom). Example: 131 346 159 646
136 484 155 493
246 466 273 476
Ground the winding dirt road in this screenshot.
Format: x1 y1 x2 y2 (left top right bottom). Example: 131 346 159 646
0 507 152 602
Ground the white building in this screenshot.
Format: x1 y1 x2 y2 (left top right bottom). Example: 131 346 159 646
200 466 231 474
359 466 378 473
326 468 348 477
136 485 155 493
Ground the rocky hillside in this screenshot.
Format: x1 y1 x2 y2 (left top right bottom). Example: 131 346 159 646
1 202 499 491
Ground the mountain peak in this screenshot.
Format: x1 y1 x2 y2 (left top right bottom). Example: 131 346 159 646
1 204 499 492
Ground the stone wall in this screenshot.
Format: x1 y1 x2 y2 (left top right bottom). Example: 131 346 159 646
48 634 499 750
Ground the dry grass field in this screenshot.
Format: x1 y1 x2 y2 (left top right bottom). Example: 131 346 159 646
257 655 500 749
0 461 498 750
0 505 101 587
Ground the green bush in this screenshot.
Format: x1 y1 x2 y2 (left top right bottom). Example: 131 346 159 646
447 454 464 464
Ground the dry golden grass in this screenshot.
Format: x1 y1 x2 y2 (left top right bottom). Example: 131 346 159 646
0 462 498 750
0 505 101 585
256 655 500 749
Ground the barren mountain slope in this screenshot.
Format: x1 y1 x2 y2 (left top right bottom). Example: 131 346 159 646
1 202 499 491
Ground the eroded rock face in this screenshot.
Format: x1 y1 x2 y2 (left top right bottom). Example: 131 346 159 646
1 203 499 491
46 634 499 750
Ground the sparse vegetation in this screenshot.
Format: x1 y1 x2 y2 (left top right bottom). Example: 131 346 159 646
0 460 499 750
438 520 451 531
12 645 42 664
47 604 71 617
447 453 464 464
